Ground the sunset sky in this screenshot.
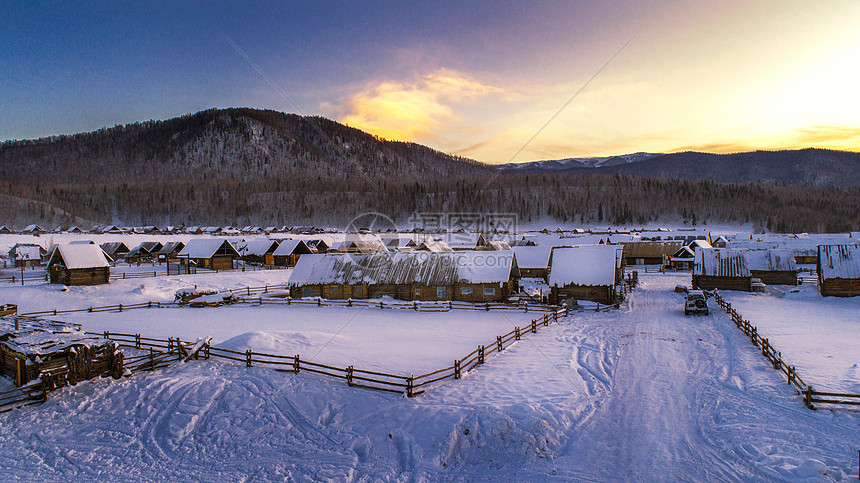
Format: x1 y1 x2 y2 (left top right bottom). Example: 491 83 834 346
3 1 859 163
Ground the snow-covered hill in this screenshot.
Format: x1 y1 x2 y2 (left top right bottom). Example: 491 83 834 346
499 152 660 171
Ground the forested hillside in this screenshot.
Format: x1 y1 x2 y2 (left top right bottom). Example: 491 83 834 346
1 108 858 232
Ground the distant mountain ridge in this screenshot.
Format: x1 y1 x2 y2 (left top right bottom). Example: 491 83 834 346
503 149 860 186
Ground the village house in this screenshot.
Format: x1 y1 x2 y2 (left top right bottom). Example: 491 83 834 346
289 251 520 303
620 241 682 267
512 245 552 280
692 248 752 292
47 243 111 286
156 241 185 262
547 245 621 305
21 224 46 235
240 239 281 266
123 245 154 264
272 239 313 267
745 249 798 285
176 239 241 272
817 244 860 297
100 242 130 260
8 243 46 267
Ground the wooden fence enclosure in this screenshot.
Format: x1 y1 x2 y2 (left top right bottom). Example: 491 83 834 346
710 292 860 409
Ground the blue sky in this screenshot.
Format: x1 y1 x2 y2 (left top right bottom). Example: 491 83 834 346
3 1 859 162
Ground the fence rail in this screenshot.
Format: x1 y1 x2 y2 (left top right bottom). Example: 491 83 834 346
710 292 859 409
0 381 47 413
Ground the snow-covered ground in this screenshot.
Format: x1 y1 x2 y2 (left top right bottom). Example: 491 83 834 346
0 272 858 480
720 284 860 394
51 305 539 375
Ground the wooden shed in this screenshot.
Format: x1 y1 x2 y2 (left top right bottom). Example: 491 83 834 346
21 224 46 235
124 245 154 264
306 239 330 254
289 251 520 303
692 248 751 292
818 245 860 297
8 243 46 267
272 239 313 267
512 245 552 280
100 242 130 260
240 239 280 266
157 241 185 262
620 241 682 267
47 244 111 286
745 249 798 285
176 239 240 271
547 245 620 305
0 315 123 387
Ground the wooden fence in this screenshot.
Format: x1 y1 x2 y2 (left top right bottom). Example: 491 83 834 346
82 305 571 397
0 263 288 285
710 291 860 409
0 381 47 413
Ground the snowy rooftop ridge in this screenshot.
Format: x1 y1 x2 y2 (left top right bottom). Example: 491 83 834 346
178 239 240 259
289 251 518 286
744 249 797 272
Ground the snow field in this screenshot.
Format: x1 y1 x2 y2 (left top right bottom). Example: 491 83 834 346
0 269 858 479
51 304 541 375
720 283 860 393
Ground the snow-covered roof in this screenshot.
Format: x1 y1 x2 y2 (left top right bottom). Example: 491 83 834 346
178 239 240 259
289 251 518 286
100 242 130 255
548 245 618 287
694 249 750 277
158 241 185 255
488 240 512 251
744 249 797 272
48 244 111 269
9 244 44 260
272 239 312 256
241 239 280 256
818 245 860 280
687 239 713 250
440 233 485 250
418 240 454 252
512 245 552 269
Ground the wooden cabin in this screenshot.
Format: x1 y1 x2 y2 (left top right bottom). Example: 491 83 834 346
100 241 130 260
512 245 552 280
157 241 185 261
382 236 418 252
8 243 46 267
124 245 154 264
47 244 111 285
272 239 313 267
0 315 122 387
289 251 520 303
176 239 240 271
241 239 280 266
818 245 860 297
692 248 751 292
306 239 330 254
745 249 798 285
620 241 682 267
0 226 11 234
441 233 488 251
548 245 620 305
21 224 46 235
416 240 454 252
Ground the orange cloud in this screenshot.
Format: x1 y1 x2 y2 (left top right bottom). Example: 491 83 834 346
327 69 508 142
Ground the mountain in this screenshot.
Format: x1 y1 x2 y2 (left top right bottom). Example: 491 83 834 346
0 107 492 186
502 149 860 186
0 108 858 232
499 152 661 171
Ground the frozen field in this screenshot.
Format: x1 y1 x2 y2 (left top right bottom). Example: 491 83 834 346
51 305 539 375
0 272 858 480
720 284 860 393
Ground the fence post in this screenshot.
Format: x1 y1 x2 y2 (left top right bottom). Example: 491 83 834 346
478 345 484 364
247 287 251 296
347 366 354 386
119 304 123 312
204 342 210 359
406 375 414 397
532 320 537 333
149 347 154 371
803 386 815 410
136 334 141 349
515 327 520 340
246 350 252 367
104 330 109 340
294 354 300 373
497 336 503 352
454 360 461 379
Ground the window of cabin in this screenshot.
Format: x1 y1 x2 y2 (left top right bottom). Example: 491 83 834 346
484 287 496 296
436 286 447 299
460 286 472 295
